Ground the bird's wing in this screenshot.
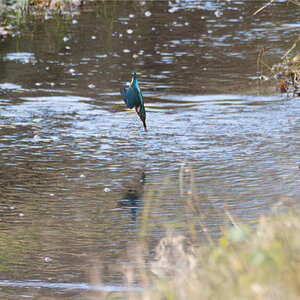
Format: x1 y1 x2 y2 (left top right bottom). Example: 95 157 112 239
123 86 141 109
120 87 128 102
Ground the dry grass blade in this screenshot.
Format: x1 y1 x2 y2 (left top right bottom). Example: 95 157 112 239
253 0 275 15
281 38 299 60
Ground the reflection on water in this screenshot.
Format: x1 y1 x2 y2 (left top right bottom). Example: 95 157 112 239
118 170 146 223
0 0 300 298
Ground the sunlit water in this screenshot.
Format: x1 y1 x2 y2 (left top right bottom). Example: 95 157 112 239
0 0 300 298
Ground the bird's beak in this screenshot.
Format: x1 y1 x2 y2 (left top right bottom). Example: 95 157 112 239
142 119 147 132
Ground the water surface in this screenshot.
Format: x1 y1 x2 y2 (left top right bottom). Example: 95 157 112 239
0 1 300 298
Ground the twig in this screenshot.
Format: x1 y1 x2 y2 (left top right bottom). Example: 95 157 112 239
224 209 239 228
253 0 275 16
281 38 299 60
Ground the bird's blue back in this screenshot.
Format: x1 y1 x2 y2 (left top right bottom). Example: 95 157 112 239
120 72 147 130
124 73 144 109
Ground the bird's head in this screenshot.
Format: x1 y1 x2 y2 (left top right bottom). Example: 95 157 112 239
130 73 138 87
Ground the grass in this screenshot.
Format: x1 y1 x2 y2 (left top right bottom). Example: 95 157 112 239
104 163 300 300
111 209 300 300
257 40 300 95
272 40 300 94
0 0 82 37
0 170 297 300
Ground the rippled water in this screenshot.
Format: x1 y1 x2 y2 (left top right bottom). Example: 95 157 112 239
0 0 300 298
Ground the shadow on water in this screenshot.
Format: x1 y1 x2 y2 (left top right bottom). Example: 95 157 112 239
118 169 146 223
0 0 300 298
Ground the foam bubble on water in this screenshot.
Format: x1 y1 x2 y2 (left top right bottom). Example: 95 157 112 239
145 11 152 17
63 37 69 42
104 188 111 192
19 213 24 217
168 7 178 13
91 36 96 40
123 49 131 53
72 19 78 24
80 174 86 178
214 10 222 18
127 29 133 34
88 84 96 89
129 14 134 18
44 257 53 262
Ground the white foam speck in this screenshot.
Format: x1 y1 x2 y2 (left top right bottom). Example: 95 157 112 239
44 257 53 262
214 10 222 18
168 7 178 13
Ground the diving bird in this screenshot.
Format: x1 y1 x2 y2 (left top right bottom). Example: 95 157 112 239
120 73 147 131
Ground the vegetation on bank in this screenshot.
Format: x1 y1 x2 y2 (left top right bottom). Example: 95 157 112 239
111 209 300 300
257 40 300 95
0 0 83 37
273 47 300 94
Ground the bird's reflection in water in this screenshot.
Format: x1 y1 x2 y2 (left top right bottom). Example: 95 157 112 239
117 171 146 224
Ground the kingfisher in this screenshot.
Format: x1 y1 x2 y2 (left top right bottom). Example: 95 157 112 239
120 73 147 131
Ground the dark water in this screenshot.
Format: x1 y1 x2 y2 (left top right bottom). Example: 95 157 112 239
0 0 300 298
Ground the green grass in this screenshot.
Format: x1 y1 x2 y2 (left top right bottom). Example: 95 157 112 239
114 209 300 300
